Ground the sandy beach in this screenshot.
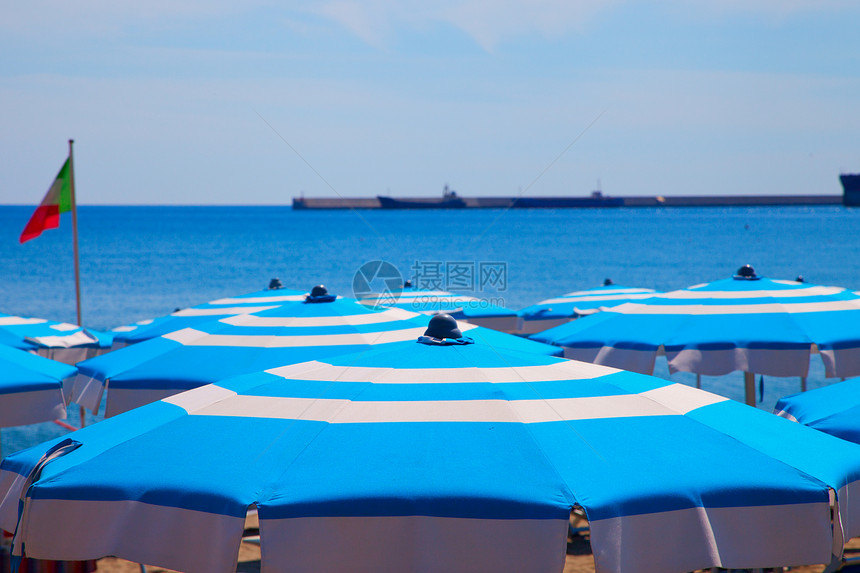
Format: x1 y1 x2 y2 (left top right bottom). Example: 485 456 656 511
90 537 860 573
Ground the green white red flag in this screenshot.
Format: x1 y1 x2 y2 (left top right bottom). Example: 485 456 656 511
20 157 73 243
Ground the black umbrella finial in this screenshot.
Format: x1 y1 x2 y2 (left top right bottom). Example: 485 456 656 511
311 285 328 297
604 278 613 286
268 278 283 290
423 313 463 340
734 264 758 280
305 284 336 303
796 275 805 283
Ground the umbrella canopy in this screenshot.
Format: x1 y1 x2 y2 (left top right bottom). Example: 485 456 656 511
359 284 519 332
531 267 860 404
111 283 306 347
74 292 561 417
3 323 860 573
775 378 860 445
0 344 75 428
516 282 658 335
0 312 112 365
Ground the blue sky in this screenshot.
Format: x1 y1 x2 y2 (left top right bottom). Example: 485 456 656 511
2 1 859 204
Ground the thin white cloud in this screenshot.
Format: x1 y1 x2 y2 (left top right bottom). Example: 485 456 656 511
436 0 612 51
312 0 857 50
3 1 858 48
315 0 616 50
316 1 394 48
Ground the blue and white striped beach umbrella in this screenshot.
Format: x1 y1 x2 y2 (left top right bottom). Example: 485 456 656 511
531 267 860 404
360 285 519 333
74 292 561 417
0 344 75 429
3 323 860 573
775 377 860 445
0 312 112 365
111 283 306 347
516 282 658 335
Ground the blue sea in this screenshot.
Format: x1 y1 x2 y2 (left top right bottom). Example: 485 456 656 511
3 204 860 453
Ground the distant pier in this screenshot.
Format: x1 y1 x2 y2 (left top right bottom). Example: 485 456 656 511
619 195 842 207
292 193 843 210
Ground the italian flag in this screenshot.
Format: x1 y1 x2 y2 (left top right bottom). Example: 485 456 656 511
20 157 73 243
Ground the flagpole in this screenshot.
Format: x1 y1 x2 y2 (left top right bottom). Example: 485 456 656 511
69 139 82 327
68 139 86 427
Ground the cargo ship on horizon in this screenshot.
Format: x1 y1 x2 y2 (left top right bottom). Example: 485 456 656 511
375 185 624 209
376 185 467 209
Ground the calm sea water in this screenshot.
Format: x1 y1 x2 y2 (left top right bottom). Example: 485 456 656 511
2 204 860 452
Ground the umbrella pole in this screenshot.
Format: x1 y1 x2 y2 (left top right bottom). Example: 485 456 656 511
801 376 807 392
696 373 701 389
743 371 756 406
